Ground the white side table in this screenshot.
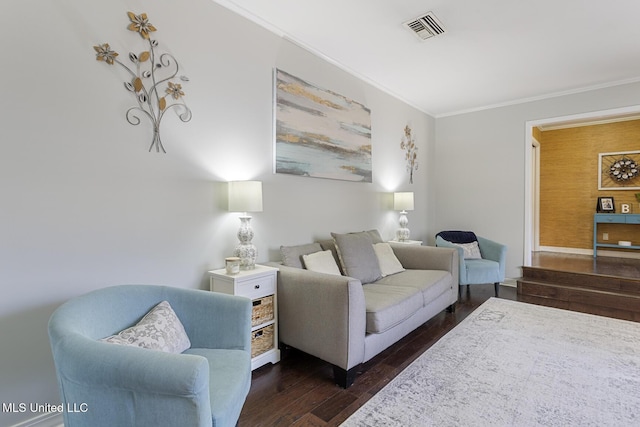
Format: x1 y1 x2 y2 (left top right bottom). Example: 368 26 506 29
209 265 280 370
389 239 423 246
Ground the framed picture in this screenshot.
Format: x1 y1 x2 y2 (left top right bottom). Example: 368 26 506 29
596 197 615 213
273 69 372 182
598 151 640 190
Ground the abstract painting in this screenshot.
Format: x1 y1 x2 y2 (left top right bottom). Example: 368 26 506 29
274 69 372 182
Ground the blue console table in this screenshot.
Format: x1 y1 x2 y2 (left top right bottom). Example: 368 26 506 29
593 213 640 257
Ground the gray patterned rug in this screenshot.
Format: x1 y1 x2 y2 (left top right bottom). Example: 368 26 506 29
342 298 640 426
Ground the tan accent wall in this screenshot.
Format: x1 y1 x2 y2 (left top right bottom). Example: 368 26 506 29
538 120 640 251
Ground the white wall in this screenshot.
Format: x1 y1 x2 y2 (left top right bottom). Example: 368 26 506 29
0 0 433 424
434 83 640 279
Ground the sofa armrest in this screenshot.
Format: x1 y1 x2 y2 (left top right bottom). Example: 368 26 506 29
272 263 367 370
434 236 465 283
390 243 459 285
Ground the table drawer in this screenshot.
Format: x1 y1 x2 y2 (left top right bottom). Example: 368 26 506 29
236 274 276 299
625 215 640 224
597 214 625 223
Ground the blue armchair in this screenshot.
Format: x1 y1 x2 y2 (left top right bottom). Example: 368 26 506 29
48 285 252 427
435 231 507 296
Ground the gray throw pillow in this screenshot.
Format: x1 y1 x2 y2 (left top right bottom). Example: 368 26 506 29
280 243 323 269
331 231 382 284
364 229 384 244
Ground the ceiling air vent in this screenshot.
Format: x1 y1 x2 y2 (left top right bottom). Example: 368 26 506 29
404 12 445 41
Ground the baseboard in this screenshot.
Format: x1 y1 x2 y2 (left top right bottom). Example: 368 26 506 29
538 246 640 259
8 412 63 427
538 246 592 255
501 278 517 288
595 249 640 259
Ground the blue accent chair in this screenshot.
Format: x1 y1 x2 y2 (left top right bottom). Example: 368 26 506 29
48 285 252 427
435 231 507 296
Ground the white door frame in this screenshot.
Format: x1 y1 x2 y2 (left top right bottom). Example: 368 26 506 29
523 105 640 267
531 136 540 253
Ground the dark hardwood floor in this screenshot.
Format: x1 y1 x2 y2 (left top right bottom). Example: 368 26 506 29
240 253 640 426
239 284 517 426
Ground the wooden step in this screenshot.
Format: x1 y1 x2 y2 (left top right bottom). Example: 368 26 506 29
518 266 640 322
520 266 640 295
518 279 640 311
517 292 640 322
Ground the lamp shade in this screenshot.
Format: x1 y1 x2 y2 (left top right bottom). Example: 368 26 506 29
228 181 263 213
393 192 414 211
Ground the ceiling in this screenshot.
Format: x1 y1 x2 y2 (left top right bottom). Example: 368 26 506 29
214 0 640 117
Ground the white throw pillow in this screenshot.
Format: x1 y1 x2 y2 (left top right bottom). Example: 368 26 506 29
453 241 482 259
373 242 405 277
302 250 342 276
101 300 191 353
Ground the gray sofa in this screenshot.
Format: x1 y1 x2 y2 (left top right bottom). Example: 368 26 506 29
267 230 459 387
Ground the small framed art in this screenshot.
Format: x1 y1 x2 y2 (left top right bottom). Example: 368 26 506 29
596 197 615 213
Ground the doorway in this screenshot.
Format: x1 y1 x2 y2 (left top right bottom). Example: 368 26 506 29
523 105 640 267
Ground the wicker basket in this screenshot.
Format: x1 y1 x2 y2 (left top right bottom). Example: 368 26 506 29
251 324 274 358
251 295 274 327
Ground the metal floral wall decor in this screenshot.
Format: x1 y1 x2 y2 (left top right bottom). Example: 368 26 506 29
93 12 191 153
400 125 418 184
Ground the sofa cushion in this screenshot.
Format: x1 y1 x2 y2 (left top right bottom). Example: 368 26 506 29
332 231 382 284
375 269 452 306
100 301 191 353
302 250 342 276
373 242 405 276
280 243 323 269
361 284 422 333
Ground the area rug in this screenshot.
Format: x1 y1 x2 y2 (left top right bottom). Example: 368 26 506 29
342 298 640 426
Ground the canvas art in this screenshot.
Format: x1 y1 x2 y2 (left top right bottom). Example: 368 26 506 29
274 69 372 182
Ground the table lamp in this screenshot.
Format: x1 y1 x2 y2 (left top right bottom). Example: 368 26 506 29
228 181 263 269
394 192 414 242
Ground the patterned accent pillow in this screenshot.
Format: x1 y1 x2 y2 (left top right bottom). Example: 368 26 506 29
101 301 191 353
453 241 482 259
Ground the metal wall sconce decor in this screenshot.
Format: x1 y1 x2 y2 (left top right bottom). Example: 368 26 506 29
93 12 192 153
400 125 419 184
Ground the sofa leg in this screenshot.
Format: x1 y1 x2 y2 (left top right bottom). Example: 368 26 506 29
333 365 358 388
446 303 456 313
494 282 500 297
